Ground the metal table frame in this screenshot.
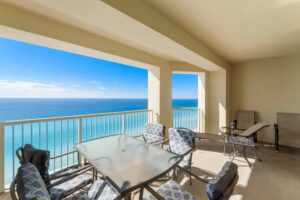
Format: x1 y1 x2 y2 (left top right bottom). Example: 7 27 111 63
74 135 182 199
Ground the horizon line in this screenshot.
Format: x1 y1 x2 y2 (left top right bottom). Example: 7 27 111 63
0 97 198 100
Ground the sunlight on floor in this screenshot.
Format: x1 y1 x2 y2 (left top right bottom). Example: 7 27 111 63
194 147 254 188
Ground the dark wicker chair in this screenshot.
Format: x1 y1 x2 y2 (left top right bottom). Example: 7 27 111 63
143 161 239 200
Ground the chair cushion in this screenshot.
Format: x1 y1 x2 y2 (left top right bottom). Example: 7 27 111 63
226 136 255 146
87 179 119 200
64 179 119 200
50 174 92 200
178 153 192 168
16 163 50 200
169 128 195 147
21 144 50 185
206 162 238 200
169 140 193 155
144 180 196 200
144 123 165 143
50 164 83 180
143 133 163 144
64 191 89 200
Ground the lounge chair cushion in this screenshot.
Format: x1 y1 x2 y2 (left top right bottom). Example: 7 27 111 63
206 162 238 200
144 180 196 200
226 136 255 146
21 144 51 185
16 163 50 200
50 174 92 200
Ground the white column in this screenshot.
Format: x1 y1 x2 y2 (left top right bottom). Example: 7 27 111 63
198 72 206 132
0 122 4 193
148 65 172 130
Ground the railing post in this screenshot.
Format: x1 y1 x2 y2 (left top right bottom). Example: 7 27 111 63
0 123 5 193
122 113 126 134
77 118 84 165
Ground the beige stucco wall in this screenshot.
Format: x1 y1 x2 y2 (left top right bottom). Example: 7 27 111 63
231 55 300 143
206 70 229 134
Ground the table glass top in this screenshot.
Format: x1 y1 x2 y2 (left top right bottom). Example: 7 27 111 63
74 135 181 192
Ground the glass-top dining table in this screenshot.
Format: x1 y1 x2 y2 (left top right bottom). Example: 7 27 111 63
74 135 182 198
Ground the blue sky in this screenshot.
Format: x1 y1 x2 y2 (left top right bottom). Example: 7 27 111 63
0 37 197 99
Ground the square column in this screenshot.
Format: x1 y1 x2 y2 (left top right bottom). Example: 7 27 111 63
148 65 172 129
198 72 206 132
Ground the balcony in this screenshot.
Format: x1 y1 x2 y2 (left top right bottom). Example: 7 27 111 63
0 108 202 189
0 109 298 199
1 0 300 199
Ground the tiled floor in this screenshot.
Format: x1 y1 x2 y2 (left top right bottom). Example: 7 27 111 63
1 140 300 200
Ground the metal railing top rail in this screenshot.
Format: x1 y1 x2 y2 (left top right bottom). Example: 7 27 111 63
2 109 153 125
173 107 201 110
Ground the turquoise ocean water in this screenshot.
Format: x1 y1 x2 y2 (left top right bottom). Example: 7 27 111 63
0 98 197 186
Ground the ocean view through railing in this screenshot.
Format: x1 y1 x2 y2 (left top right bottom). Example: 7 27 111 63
173 108 202 132
0 107 201 189
1 109 153 188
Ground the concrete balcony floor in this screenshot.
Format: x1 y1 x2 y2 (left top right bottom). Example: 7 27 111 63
1 140 299 200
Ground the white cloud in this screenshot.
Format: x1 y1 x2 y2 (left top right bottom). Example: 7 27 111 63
0 80 106 98
90 81 102 85
90 81 107 90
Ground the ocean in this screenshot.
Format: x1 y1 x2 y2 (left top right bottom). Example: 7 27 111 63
0 98 197 121
0 98 198 187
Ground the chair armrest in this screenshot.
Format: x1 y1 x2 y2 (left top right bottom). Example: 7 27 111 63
150 137 169 146
10 178 18 200
144 185 165 200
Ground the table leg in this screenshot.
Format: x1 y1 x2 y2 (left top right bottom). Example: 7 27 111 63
139 187 144 200
124 193 132 200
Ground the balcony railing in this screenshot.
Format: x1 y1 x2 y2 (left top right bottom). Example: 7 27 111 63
0 107 202 191
172 107 202 132
0 109 153 190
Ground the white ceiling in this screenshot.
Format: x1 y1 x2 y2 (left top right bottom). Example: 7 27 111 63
3 0 223 70
147 0 300 63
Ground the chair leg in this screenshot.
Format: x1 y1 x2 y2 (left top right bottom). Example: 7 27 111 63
172 167 177 180
252 146 262 162
189 165 192 185
229 144 236 159
242 146 251 167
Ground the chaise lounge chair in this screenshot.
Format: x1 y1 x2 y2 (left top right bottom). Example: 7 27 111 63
223 122 269 167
